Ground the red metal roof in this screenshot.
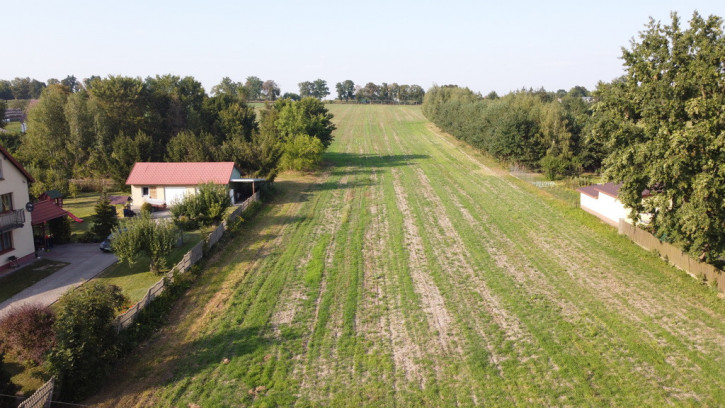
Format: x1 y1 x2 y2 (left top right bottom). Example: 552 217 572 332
31 200 69 225
125 162 237 186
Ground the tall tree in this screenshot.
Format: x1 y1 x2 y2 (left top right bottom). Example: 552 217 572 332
211 77 240 96
312 79 329 99
597 12 725 261
298 81 313 97
61 75 80 93
0 80 13 99
261 80 280 101
274 97 336 148
17 84 72 172
244 76 264 100
10 77 31 99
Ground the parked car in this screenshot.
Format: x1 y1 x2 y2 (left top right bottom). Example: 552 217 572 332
100 234 113 252
100 228 127 252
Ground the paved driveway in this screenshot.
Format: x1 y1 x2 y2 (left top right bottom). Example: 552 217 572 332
0 243 117 318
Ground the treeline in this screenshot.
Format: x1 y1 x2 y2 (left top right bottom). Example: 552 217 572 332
210 76 280 101
422 85 601 178
334 80 425 104
9 75 334 195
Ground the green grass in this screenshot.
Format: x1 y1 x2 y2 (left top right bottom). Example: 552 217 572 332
88 105 725 407
0 259 68 303
62 192 125 239
93 230 203 304
2 122 22 133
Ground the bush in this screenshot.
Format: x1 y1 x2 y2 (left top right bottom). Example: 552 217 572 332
279 134 324 171
0 304 55 365
48 282 126 401
48 216 72 244
140 202 153 215
171 182 231 227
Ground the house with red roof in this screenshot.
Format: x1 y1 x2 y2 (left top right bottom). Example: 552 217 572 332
125 162 264 209
577 182 650 226
0 144 36 272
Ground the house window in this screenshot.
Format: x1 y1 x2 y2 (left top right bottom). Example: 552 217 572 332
0 193 12 213
0 159 4 179
142 187 149 196
0 231 12 252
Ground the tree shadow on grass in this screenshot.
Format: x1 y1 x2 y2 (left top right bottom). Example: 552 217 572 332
324 152 429 169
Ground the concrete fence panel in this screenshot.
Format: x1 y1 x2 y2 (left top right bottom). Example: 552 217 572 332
18 377 53 408
618 219 724 292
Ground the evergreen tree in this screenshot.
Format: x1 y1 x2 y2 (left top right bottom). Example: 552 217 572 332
90 192 118 241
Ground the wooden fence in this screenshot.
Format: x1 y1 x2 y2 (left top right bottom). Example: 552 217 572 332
114 192 260 331
618 219 725 291
17 377 54 408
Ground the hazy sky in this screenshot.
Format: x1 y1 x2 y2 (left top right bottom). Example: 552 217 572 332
4 0 725 96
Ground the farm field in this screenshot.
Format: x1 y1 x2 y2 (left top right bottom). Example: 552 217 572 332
88 105 725 407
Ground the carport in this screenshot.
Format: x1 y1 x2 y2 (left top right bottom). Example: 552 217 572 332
30 200 83 252
229 178 266 204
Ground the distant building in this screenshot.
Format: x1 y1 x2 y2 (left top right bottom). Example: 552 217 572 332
577 182 650 226
125 162 265 209
0 144 35 272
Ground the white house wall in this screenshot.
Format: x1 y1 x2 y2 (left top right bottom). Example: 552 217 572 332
0 155 34 267
580 192 639 226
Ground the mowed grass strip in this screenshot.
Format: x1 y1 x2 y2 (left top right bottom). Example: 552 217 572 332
87 105 725 407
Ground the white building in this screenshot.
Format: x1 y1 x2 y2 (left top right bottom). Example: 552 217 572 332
577 182 648 226
125 162 264 209
0 145 36 272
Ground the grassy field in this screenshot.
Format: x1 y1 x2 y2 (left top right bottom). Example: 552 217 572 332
87 105 725 407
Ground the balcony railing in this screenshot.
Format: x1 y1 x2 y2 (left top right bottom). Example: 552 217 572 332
0 209 25 232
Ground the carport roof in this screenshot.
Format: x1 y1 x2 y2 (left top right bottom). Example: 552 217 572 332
125 162 239 186
31 200 69 225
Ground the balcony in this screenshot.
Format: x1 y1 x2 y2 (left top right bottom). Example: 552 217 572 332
0 209 25 232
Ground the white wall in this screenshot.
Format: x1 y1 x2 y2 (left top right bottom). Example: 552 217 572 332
0 155 34 266
580 192 631 226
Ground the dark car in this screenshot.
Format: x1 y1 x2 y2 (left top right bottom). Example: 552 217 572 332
99 234 113 252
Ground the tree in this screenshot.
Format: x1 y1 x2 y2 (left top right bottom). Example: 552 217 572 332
48 282 126 400
596 12 725 261
0 80 12 100
110 214 179 273
17 84 72 173
280 134 324 171
298 81 313 97
108 130 153 186
336 80 355 101
244 76 264 100
274 97 336 148
10 77 31 99
211 76 240 96
261 80 280 101
312 79 330 99
90 192 119 241
282 92 300 101
166 130 217 162
61 75 80 93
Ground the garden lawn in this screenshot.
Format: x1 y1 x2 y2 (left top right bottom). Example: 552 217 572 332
0 259 68 303
87 105 725 407
93 230 202 305
62 192 124 239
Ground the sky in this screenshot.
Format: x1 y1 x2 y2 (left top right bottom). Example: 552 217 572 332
3 0 725 97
